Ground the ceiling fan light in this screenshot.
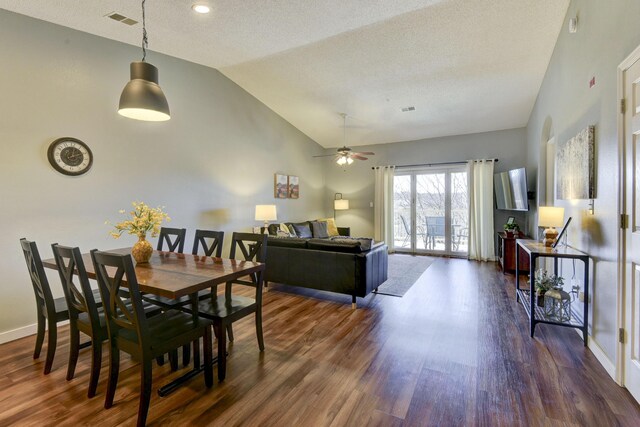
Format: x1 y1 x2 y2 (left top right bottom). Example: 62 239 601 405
337 156 347 166
118 61 170 121
347 157 354 165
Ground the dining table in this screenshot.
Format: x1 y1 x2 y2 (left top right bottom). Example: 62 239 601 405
42 247 265 396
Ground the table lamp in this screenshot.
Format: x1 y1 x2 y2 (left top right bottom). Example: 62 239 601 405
334 193 349 217
255 204 277 228
538 206 564 247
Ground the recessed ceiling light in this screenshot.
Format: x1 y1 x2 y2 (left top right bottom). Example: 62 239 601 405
192 4 210 14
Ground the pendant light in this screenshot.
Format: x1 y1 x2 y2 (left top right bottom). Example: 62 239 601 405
118 0 170 121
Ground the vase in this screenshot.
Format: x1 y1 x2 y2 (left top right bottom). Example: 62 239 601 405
132 234 153 264
536 290 546 307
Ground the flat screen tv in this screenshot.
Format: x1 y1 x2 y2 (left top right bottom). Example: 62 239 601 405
494 167 529 211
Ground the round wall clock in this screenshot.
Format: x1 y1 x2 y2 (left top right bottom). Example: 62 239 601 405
47 137 93 176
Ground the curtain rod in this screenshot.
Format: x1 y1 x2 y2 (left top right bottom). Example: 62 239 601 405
371 158 498 170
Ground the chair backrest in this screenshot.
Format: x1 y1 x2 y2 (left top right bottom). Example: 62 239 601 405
51 244 100 328
229 232 267 291
426 216 445 237
400 215 411 235
229 232 268 263
192 229 224 257
90 250 149 349
157 227 186 253
20 238 56 316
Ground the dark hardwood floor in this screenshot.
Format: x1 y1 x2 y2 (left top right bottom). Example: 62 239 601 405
1 257 639 426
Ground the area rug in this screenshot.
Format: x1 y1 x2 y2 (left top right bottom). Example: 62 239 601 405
375 254 436 297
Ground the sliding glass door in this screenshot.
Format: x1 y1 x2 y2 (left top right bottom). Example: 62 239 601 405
393 166 468 255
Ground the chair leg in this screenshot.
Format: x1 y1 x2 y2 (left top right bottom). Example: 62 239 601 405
44 321 57 375
66 322 80 380
33 311 45 359
192 339 200 369
87 339 102 398
203 327 213 388
137 358 153 427
256 308 265 352
215 324 226 382
155 355 165 366
182 344 190 367
226 324 234 342
105 343 120 409
169 350 178 372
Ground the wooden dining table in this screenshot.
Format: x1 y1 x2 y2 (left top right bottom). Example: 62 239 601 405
42 247 265 396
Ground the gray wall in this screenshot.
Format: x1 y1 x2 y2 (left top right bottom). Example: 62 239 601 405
323 128 529 239
0 10 326 336
526 0 640 362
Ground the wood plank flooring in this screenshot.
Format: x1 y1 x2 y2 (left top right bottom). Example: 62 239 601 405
1 257 639 426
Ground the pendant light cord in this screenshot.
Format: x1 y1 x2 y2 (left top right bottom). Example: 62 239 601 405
141 0 148 62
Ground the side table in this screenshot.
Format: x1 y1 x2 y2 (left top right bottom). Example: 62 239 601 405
515 240 590 346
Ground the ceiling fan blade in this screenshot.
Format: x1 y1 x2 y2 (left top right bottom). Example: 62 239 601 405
355 152 375 155
312 154 340 158
351 154 368 160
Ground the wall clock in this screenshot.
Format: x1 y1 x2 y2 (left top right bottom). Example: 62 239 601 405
47 137 93 176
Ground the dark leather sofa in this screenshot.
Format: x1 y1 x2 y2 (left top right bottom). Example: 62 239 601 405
264 234 388 308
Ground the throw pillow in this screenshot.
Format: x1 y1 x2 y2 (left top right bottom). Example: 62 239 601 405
285 223 297 236
291 222 312 238
317 217 339 236
267 223 280 236
311 221 330 238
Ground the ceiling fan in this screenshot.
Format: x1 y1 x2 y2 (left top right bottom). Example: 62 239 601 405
313 113 375 165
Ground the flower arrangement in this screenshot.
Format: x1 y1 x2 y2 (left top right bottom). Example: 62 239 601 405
107 202 170 239
534 269 564 293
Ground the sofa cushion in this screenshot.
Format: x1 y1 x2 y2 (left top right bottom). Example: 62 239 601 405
329 236 373 251
310 221 330 238
317 218 340 236
290 222 312 238
266 236 309 248
307 238 363 253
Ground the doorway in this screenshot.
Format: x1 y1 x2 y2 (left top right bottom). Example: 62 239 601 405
393 166 468 256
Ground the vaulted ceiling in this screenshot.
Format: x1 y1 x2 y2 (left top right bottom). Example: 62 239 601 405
0 0 569 147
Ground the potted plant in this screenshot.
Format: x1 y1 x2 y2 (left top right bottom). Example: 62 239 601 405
534 269 564 307
504 222 520 237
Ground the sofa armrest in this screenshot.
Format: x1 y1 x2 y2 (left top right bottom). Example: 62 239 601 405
337 227 350 237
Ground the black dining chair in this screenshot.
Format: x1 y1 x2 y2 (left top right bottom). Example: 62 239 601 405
91 249 213 427
192 229 224 257
188 232 267 381
20 238 69 375
51 244 106 397
156 227 186 253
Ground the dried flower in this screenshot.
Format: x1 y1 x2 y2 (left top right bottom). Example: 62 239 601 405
107 202 170 239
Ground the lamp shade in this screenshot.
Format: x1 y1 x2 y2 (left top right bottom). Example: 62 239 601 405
118 61 170 122
334 199 349 210
538 206 564 228
255 205 277 221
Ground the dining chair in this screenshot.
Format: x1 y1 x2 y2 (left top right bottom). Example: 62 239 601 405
51 244 106 397
91 249 213 427
192 229 224 257
156 227 186 253
188 232 267 381
20 238 70 374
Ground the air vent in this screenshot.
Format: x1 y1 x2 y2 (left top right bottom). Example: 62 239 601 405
401 106 416 112
106 12 138 26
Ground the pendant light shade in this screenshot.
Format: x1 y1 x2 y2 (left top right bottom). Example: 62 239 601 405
118 62 170 121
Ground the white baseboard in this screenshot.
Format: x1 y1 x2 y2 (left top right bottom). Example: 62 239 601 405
579 330 618 381
0 322 38 345
0 320 69 345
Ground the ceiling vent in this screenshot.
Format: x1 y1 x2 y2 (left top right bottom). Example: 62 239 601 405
106 12 138 26
401 106 416 112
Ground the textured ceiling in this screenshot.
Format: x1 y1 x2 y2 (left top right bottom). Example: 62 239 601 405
0 0 569 147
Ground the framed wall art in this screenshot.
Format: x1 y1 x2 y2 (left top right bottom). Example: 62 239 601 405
288 175 299 199
274 173 288 198
556 125 595 200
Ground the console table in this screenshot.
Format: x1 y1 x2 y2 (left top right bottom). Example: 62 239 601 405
515 240 590 346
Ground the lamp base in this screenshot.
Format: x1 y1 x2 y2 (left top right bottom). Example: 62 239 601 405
542 227 558 247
